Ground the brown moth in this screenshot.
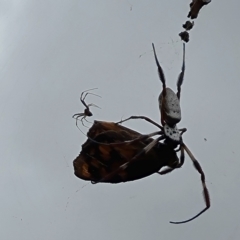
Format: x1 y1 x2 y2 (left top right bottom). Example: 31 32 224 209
74 120 178 184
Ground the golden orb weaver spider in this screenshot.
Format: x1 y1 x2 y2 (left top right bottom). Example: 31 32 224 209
73 43 210 224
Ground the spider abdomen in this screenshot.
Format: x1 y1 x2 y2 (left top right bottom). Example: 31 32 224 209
159 88 181 126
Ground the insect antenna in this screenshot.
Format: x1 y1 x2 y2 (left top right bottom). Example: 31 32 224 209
170 143 210 224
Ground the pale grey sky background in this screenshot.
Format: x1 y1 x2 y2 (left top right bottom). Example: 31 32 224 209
1 0 240 239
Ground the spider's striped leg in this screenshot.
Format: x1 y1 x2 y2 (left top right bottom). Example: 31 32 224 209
117 115 163 130
94 135 166 183
176 43 185 100
87 130 163 147
152 43 167 126
170 143 210 224
152 43 166 92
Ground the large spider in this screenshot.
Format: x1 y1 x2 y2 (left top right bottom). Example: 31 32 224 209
72 88 101 128
84 43 210 224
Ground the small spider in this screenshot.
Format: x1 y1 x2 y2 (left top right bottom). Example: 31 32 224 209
72 88 101 128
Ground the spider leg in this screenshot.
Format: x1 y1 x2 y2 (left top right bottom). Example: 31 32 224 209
174 129 188 150
82 92 101 102
152 43 167 126
87 130 164 147
179 128 187 135
84 117 92 124
80 88 101 109
72 113 85 119
170 143 210 224
80 88 99 100
94 135 165 183
81 116 90 128
130 135 166 162
116 115 163 130
88 103 101 109
176 43 185 99
80 93 89 109
72 113 85 128
152 43 166 92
